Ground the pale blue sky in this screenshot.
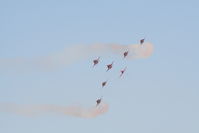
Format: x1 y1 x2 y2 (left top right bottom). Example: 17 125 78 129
0 0 199 133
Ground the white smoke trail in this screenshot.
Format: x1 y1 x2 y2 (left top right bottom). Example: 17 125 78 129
0 42 153 70
0 102 109 118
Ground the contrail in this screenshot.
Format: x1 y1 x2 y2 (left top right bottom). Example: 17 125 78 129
0 42 153 70
0 102 109 118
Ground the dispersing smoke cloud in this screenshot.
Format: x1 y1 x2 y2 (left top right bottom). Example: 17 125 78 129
0 43 153 70
0 102 109 118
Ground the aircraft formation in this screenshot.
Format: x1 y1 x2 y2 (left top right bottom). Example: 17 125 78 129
93 39 145 106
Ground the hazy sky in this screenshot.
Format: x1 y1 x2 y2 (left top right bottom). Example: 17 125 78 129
0 0 199 133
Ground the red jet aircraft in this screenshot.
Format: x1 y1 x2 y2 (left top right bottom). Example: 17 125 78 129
123 51 128 58
96 98 102 106
102 81 107 87
106 62 114 71
120 67 127 77
140 38 145 45
93 57 100 67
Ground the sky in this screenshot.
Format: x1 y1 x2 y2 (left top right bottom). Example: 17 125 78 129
0 0 199 133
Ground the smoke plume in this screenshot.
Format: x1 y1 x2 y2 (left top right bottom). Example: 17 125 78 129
0 42 153 117
0 102 109 118
0 42 153 70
